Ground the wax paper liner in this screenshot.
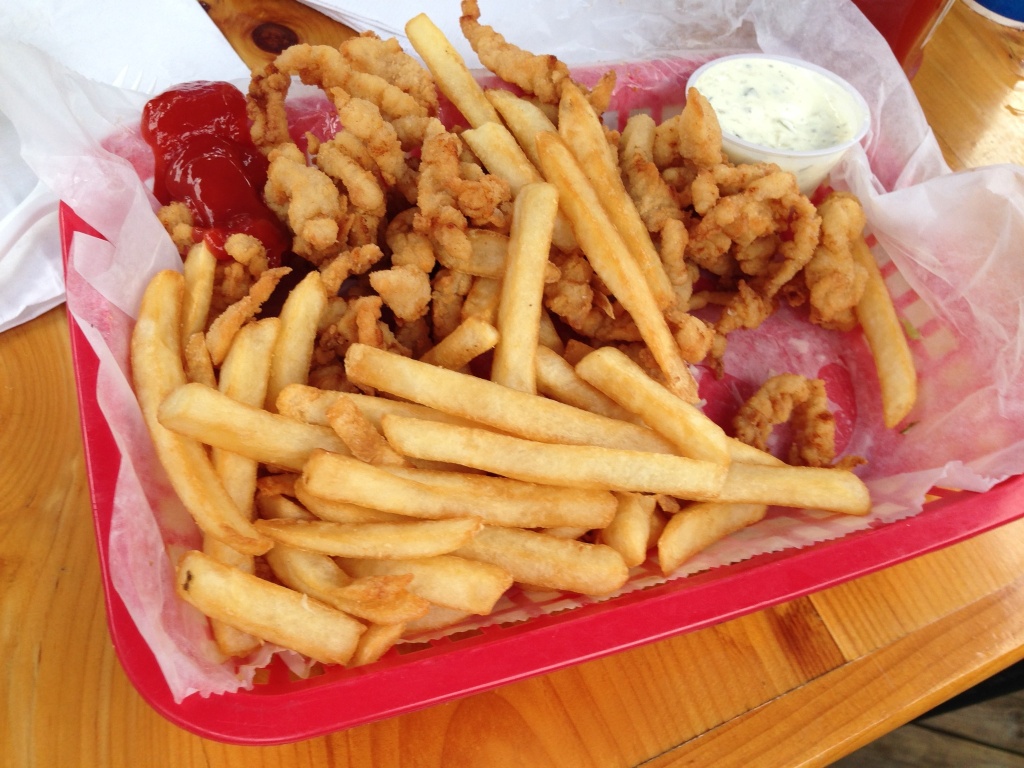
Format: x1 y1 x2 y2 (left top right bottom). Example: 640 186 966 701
3 0 1024 702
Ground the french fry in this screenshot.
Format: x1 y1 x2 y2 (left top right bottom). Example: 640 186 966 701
405 13 500 128
183 331 217 387
557 81 675 309
215 317 281 513
205 317 282 656
254 516 483 559
276 384 480 431
403 605 474 636
460 275 502 325
852 236 917 428
485 87 557 170
717 462 872 516
598 493 657 568
534 131 698 402
303 450 618 529
657 502 768 575
263 543 430 625
455 525 629 596
293 478 406 523
491 182 559 393
340 555 513 615
350 622 406 667
325 394 409 467
175 550 364 666
574 346 731 465
380 415 729 497
130 270 270 555
181 241 216 343
534 345 640 423
265 270 328 411
538 309 565 353
418 316 499 370
202 536 262 658
344 343 677 453
157 381 349 471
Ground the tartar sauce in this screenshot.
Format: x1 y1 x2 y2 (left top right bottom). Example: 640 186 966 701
691 57 862 152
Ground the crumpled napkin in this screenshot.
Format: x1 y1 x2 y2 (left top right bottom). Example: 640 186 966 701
0 0 248 334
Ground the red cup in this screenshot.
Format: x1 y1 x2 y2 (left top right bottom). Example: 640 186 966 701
852 0 956 74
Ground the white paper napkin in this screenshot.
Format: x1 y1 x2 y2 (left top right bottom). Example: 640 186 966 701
0 0 249 334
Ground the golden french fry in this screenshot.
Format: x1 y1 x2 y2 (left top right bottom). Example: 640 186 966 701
303 450 617 529
491 182 559 393
598 493 657 568
558 81 675 309
535 131 698 402
538 309 565 354
294 478 405 523
325 394 409 466
157 382 348 471
345 343 676 453
265 270 328 411
380 414 728 496
340 555 513 615
403 605 473 636
276 384 480 432
717 462 872 516
254 516 483 559
183 331 216 388
181 241 216 343
574 346 731 465
350 622 406 667
657 502 768 575
852 237 917 428
176 550 364 666
263 541 429 625
534 345 639 422
405 13 500 128
455 525 629 596
131 270 270 555
485 88 557 170
418 316 499 370
215 317 281 515
202 535 262 658
460 275 502 325
205 266 290 365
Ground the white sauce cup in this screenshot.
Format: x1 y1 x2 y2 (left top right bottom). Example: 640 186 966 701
686 54 870 195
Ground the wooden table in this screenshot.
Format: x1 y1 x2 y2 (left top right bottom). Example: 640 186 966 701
3 2 1023 766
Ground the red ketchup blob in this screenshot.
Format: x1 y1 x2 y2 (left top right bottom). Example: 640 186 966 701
141 81 289 266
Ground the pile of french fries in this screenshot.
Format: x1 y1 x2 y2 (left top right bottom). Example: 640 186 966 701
129 12 911 670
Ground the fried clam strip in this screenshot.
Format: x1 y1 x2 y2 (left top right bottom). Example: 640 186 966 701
732 373 864 470
337 32 438 115
802 191 870 331
302 450 618 529
131 271 271 555
459 0 616 113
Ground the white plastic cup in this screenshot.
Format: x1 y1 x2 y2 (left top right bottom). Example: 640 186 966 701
686 54 870 195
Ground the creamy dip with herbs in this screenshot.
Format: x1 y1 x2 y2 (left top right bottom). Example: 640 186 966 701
692 57 862 152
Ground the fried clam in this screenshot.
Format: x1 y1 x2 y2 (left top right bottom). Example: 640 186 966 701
733 373 865 471
458 0 616 113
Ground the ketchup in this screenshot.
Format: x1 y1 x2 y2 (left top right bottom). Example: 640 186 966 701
142 81 289 266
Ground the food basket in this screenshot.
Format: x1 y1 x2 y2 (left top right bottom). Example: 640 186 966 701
60 39 1024 738
63 203 1024 742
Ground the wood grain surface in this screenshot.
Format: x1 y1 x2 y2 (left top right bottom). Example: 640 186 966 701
2 2 1023 767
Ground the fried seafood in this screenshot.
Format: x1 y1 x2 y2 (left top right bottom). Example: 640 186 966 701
733 374 864 470
801 191 870 331
459 0 616 113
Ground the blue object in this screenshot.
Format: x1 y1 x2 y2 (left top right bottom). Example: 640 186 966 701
970 0 1024 23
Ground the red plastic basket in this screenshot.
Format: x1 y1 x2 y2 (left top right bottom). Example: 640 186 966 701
61 201 1024 744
